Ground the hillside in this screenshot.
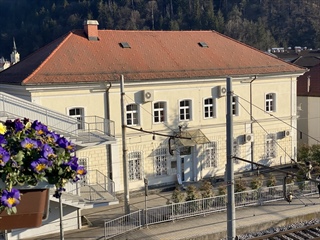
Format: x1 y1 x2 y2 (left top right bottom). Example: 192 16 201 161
1 0 320 59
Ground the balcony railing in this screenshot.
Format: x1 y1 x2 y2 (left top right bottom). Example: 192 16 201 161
0 92 115 145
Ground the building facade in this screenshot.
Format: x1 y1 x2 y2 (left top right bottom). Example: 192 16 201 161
0 20 305 194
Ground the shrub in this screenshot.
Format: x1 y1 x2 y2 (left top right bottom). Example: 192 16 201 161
234 178 247 192
185 185 200 201
199 180 214 198
266 173 276 187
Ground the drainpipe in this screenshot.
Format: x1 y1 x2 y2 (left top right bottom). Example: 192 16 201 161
249 76 257 171
104 82 113 181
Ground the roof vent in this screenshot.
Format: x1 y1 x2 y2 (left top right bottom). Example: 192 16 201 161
198 42 208 48
120 42 131 48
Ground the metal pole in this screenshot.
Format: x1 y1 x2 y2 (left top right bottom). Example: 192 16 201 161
59 192 64 240
144 178 148 227
226 76 236 239
249 76 256 171
120 74 130 214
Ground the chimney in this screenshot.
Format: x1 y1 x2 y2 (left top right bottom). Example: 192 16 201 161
83 20 99 41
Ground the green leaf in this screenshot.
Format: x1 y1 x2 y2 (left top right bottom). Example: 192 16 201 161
13 150 25 164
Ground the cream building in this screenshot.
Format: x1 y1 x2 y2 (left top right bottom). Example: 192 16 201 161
0 20 305 195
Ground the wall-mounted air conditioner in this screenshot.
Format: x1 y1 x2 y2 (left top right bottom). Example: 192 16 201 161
282 130 291 138
218 86 227 98
142 90 154 102
244 133 254 143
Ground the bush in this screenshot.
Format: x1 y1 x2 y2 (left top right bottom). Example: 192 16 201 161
199 180 214 198
235 178 247 192
266 173 276 187
185 185 200 201
250 175 264 189
218 184 227 195
171 188 185 203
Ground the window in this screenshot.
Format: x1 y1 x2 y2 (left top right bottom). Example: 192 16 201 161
179 100 191 121
265 134 277 158
154 148 167 176
69 107 84 129
265 93 276 112
204 142 217 168
232 96 239 116
154 102 166 123
204 98 214 118
128 152 142 181
126 104 139 125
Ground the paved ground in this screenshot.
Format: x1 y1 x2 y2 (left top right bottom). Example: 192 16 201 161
28 165 320 240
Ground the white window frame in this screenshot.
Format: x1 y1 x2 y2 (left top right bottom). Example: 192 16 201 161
128 151 142 181
153 101 166 123
68 107 85 129
232 96 239 116
265 93 276 112
154 147 168 176
179 99 192 121
204 98 214 119
204 142 218 168
126 104 139 126
265 134 277 158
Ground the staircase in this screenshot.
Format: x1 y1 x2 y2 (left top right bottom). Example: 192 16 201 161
0 92 116 146
0 92 119 207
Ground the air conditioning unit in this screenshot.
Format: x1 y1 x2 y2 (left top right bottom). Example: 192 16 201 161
218 86 227 98
282 130 291 137
244 133 254 143
142 90 154 102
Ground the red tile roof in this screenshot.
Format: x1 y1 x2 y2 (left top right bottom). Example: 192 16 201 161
0 29 305 85
297 63 320 97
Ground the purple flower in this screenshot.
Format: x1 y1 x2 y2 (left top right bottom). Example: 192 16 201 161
1 188 21 208
57 137 75 152
46 131 60 143
0 147 10 166
31 120 48 135
41 144 55 158
0 135 7 145
76 166 87 176
21 138 38 149
13 119 24 133
31 158 49 173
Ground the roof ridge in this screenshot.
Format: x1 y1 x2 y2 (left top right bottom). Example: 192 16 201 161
23 31 74 85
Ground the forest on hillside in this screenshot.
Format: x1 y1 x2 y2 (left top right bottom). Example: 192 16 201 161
1 0 320 59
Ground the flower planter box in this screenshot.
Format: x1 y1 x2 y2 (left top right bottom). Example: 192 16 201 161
0 188 49 230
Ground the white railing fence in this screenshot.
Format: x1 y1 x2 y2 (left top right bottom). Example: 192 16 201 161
104 181 318 239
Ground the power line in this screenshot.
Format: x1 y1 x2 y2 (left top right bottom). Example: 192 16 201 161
236 94 320 144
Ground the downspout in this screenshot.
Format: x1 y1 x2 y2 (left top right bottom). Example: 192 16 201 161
105 82 113 180
250 76 257 171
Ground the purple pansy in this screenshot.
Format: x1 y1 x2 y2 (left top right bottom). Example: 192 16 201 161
31 158 49 173
57 137 75 152
31 120 49 135
0 146 10 166
0 135 7 145
21 138 38 149
41 144 55 159
1 188 21 208
46 131 60 143
13 119 24 133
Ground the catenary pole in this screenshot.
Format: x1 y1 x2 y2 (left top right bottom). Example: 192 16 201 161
120 75 130 214
226 76 236 239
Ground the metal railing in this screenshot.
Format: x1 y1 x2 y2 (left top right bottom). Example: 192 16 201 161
0 92 115 143
104 181 318 239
